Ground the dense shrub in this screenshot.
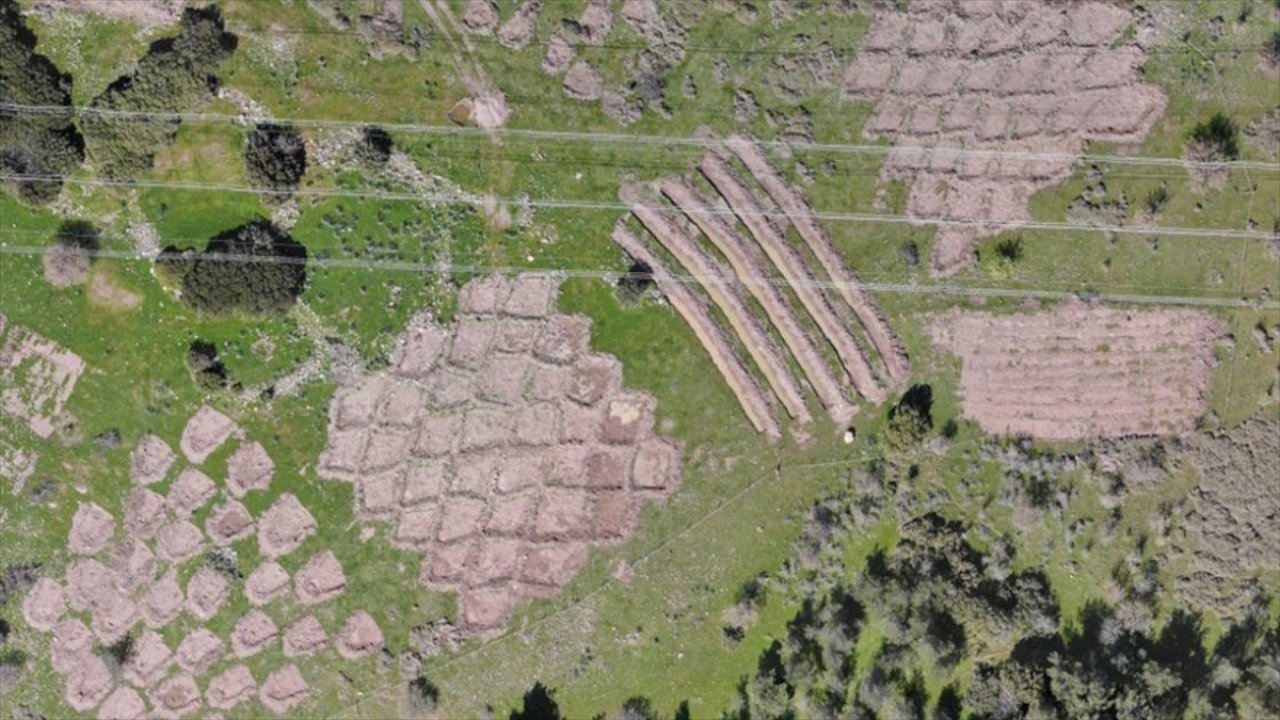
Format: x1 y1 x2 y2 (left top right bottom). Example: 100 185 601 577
355 125 394 167
0 0 85 205
82 5 237 179
616 260 655 304
158 219 307 316
42 220 99 287
510 683 562 720
881 384 934 456
244 123 307 199
1189 112 1241 161
406 675 440 713
185 340 230 391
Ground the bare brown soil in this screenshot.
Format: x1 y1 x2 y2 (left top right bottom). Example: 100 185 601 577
336 610 384 658
206 664 256 711
149 674 200 719
283 615 327 657
257 493 316 558
497 0 540 49
927 301 1226 439
129 435 176 486
843 1 1166 275
259 664 309 716
206 500 254 545
1177 417 1280 618
541 33 574 75
167 467 215 516
154 519 204 563
319 274 684 634
63 654 112 712
42 245 89 288
293 550 346 605
232 609 279 658
68 502 114 555
30 0 184 28
0 315 86 438
21 577 65 631
575 0 614 44
176 628 224 673
564 62 604 100
185 567 229 621
246 561 291 606
87 271 142 311
621 183 811 423
610 222 779 438
98 686 146 720
123 630 171 688
124 488 166 539
226 441 274 497
140 569 183 628
179 405 240 464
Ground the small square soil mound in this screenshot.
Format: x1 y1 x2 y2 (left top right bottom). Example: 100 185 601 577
130 434 176 486
467 539 524 586
50 618 94 675
232 609 279 658
336 610 384 659
98 686 146 720
437 497 488 545
185 567 229 621
600 393 655 445
69 501 115 555
245 561 290 606
140 570 184 628
514 403 558 446
124 488 167 539
533 488 593 540
294 550 346 605
318 429 367 475
525 362 570 401
63 654 113 712
425 368 475 408
154 519 205 563
583 450 628 490
357 469 402 518
393 504 440 549
176 627 224 674
22 576 65 631
90 591 138 644
491 318 541 354
411 415 459 458
448 318 496 370
486 493 537 537
333 378 387 430
259 664 310 716
108 537 159 593
475 354 530 405
568 354 621 406
502 275 556 318
631 437 681 492
361 429 413 473
124 630 172 688
148 673 201 719
257 493 316 559
206 500 254 545
180 405 239 463
225 441 274 498
461 406 514 453
557 402 600 444
167 467 215 516
377 381 424 428
391 322 449 378
278 616 327 661
532 315 592 365
591 492 634 541
456 273 511 315
420 541 473 591
402 460 447 506
206 664 256 711
519 543 589 595
457 587 518 631
65 559 115 612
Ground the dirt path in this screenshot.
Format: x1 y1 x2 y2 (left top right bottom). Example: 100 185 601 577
611 222 780 439
621 185 810 423
658 177 855 422
698 156 884 403
722 134 910 385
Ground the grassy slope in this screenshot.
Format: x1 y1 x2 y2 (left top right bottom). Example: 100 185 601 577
2 0 1278 718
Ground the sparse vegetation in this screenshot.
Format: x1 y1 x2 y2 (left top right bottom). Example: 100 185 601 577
42 220 99 288
1146 184 1171 215
81 5 237 179
244 123 307 199
0 0 85 205
157 219 307 316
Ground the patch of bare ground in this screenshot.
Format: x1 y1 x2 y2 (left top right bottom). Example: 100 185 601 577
336 610 384 658
927 300 1227 440
610 222 779 438
318 275 684 634
0 315 86 438
1175 416 1280 619
42 245 89 288
842 1 1166 275
24 406 367 717
87 271 142 310
29 0 185 28
621 183 811 423
497 0 540 49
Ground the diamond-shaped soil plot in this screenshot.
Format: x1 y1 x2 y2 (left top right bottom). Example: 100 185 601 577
124 630 172 688
99 686 146 720
294 550 346 605
68 501 114 555
154 519 205 562
185 567 229 621
232 609 279 657
246 561 291 606
149 674 201 719
283 615 327 657
336 610 384 659
206 664 257 711
257 493 316 558
226 440 274 497
206 500 254 544
124 487 166 539
22 577 65 631
167 467 215 516
130 434 176 486
259 664 310 716
318 274 684 635
176 627 224 673
180 404 240 463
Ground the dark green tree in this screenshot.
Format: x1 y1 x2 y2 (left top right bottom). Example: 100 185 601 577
355 125 393 167
244 123 307 200
0 0 85 204
510 682 562 720
158 219 307 316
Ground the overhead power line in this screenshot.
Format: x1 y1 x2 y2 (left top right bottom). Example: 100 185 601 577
3 172 1274 241
4 102 1277 172
1 243 1273 311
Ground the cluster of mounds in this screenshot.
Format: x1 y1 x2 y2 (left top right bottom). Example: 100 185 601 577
0 313 86 439
20 405 383 717
318 274 683 635
613 132 908 439
843 0 1166 275
1178 416 1280 618
927 299 1227 440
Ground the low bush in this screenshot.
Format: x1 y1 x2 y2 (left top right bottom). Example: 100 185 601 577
158 219 307 316
355 125 394 167
1189 112 1241 161
186 340 230 391
244 123 307 199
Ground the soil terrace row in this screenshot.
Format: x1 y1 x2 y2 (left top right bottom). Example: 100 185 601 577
620 183 810 423
656 177 855 421
611 221 781 439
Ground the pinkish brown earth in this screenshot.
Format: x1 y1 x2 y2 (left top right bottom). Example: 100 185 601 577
318 274 683 635
843 0 1166 275
0 315 86 438
927 300 1227 440
22 407 370 716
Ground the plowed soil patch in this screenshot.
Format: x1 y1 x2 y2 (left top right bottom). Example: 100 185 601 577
928 301 1225 439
